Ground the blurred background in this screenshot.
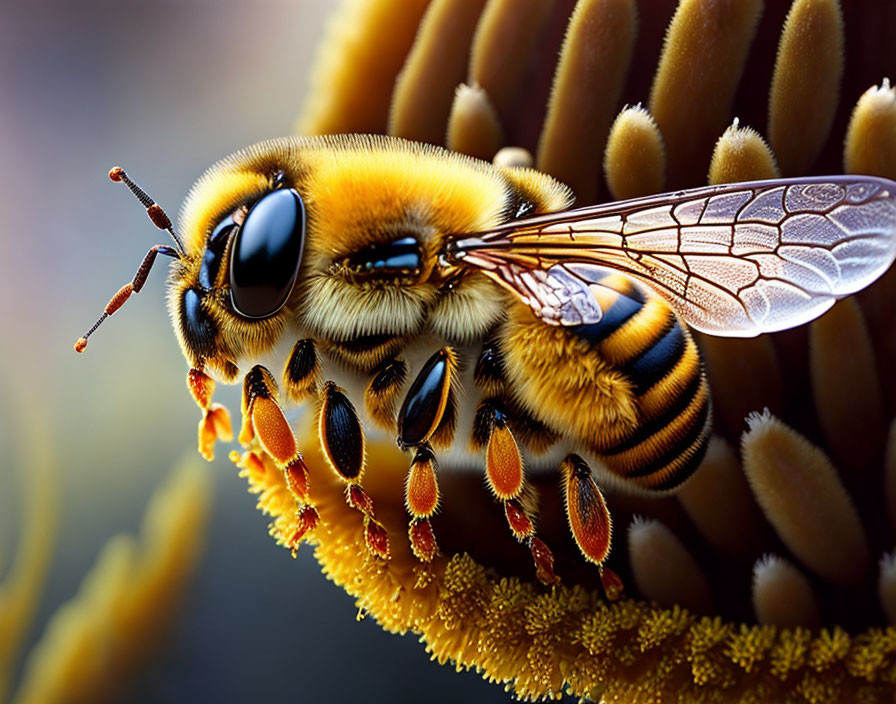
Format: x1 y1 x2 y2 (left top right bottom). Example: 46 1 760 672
0 2 507 701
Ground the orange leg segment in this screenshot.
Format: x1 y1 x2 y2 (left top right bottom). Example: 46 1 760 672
405 444 440 562
188 368 233 461
238 365 320 550
481 404 559 585
561 454 612 566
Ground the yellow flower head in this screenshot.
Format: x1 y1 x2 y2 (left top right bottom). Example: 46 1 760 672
221 0 896 701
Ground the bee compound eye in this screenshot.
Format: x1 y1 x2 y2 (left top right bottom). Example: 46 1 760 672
229 188 306 319
346 236 421 277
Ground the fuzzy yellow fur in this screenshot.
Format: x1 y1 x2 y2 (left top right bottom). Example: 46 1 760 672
169 135 574 374
499 301 640 453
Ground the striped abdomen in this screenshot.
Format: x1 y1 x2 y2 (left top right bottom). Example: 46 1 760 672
576 274 711 491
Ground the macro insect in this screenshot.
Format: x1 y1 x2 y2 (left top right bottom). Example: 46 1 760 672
76 134 896 591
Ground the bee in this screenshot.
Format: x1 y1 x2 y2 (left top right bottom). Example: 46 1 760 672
76 134 896 590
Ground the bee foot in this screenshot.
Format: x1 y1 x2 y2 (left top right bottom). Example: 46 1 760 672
504 499 534 540
364 517 391 560
285 457 311 504
288 505 320 555
197 403 233 461
530 537 560 586
481 406 558 583
599 565 624 601
188 367 233 461
409 518 437 562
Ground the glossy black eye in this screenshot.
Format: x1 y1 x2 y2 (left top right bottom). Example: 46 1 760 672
346 237 421 277
198 215 237 290
229 188 306 319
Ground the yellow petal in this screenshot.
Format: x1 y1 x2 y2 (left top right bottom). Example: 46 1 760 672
649 0 762 187
741 411 869 588
446 83 503 159
885 419 896 536
707 119 780 185
388 0 487 144
878 552 896 625
752 554 819 628
844 79 896 179
696 330 783 441
492 146 533 168
603 104 665 200
10 459 210 704
468 0 556 119
537 0 638 204
0 390 55 703
809 298 886 475
628 517 712 614
297 0 431 135
768 0 844 175
677 436 763 556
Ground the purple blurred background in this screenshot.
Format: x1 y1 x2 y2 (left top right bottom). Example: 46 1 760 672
0 2 507 701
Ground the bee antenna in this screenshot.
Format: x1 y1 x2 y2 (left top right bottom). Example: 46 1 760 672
74 244 180 353
108 166 186 255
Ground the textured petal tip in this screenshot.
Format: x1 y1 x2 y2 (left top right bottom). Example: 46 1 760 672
446 83 502 160
741 410 869 588
603 105 665 200
752 554 819 628
845 78 896 179
708 119 780 185
628 516 712 614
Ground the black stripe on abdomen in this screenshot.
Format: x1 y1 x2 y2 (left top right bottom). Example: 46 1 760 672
574 288 644 344
621 324 686 394
600 314 711 491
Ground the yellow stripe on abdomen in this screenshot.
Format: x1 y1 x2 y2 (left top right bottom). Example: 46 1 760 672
585 286 710 491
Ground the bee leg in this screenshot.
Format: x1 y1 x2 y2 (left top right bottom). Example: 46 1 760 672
282 338 321 405
318 380 390 560
188 367 233 461
475 400 560 586
240 365 320 551
392 348 460 562
365 357 408 432
404 443 440 562
560 454 624 601
396 347 458 449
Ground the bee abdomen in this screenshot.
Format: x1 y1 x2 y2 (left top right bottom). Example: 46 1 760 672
587 278 710 490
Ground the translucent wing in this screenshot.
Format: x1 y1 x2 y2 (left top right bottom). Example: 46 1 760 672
447 176 896 336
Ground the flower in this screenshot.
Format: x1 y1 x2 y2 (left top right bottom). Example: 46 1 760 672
235 0 896 700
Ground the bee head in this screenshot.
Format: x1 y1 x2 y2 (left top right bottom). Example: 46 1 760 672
79 135 570 377
174 135 529 373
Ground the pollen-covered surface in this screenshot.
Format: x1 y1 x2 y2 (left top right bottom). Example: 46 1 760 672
207 0 896 701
